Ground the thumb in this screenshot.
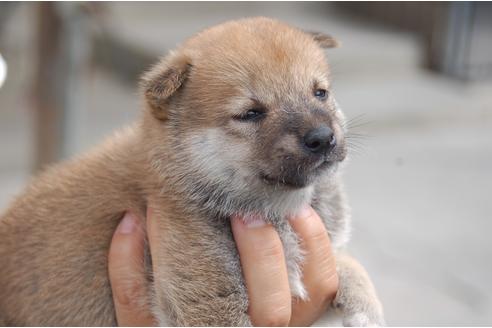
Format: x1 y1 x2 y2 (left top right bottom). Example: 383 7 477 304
108 211 156 326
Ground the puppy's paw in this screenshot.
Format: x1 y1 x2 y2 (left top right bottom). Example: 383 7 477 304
333 295 385 327
342 312 385 327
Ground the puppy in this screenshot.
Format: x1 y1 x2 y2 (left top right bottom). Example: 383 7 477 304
0 17 384 326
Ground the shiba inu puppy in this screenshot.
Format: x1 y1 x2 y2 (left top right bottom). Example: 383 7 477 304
0 17 384 326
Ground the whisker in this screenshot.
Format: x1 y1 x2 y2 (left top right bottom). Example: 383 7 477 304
346 142 368 157
343 113 366 126
345 133 373 140
343 114 375 132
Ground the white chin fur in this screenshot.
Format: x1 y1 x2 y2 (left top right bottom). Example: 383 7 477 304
176 128 316 303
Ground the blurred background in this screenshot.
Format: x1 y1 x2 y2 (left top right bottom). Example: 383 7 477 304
0 2 491 325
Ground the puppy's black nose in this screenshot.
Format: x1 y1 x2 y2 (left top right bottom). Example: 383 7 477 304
303 126 336 154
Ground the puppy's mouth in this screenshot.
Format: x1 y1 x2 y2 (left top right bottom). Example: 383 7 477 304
260 160 334 189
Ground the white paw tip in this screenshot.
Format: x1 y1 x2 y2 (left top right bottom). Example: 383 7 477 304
345 313 383 327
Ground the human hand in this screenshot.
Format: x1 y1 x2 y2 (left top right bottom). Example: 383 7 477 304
231 206 339 326
108 211 156 326
108 206 338 326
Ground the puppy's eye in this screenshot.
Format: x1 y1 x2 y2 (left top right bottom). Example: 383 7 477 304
236 109 265 122
314 89 328 100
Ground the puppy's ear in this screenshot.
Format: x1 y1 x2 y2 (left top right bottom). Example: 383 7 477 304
140 52 191 120
305 31 340 49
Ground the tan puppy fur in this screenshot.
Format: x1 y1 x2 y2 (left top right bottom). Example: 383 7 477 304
0 17 384 326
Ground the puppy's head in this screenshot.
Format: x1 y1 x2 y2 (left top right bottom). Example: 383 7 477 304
141 17 347 216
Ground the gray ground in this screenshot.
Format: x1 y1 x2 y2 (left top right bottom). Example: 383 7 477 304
1 3 491 326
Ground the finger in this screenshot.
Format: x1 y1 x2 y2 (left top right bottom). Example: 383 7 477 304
146 207 158 254
231 215 291 327
108 212 156 326
288 206 339 326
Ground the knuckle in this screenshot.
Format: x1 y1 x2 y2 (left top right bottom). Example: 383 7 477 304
113 278 146 307
305 228 329 245
263 316 290 327
257 240 284 260
253 292 291 326
257 309 291 327
318 275 339 305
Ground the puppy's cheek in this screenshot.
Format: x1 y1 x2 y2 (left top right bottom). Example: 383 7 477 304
184 128 253 182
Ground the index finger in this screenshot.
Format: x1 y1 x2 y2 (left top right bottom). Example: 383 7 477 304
289 206 339 326
231 215 292 327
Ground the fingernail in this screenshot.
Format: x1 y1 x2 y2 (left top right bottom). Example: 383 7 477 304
291 205 312 221
118 212 137 234
240 213 267 228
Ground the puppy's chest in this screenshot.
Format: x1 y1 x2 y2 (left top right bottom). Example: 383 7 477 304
276 223 309 299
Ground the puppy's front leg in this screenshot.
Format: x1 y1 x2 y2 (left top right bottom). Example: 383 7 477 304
333 253 385 326
148 202 250 326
